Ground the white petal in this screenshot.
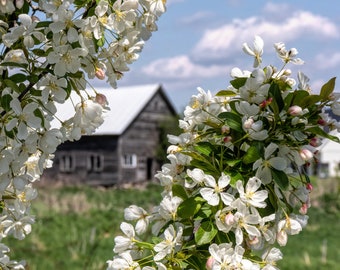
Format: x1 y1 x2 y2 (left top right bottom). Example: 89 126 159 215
242 43 255 56
236 180 245 194
253 35 264 54
18 14 32 26
120 222 135 238
244 224 261 237
246 177 261 193
235 227 243 245
200 188 219 206
67 27 79 43
269 157 287 171
204 175 216 188
264 143 278 159
218 173 230 189
221 193 234 206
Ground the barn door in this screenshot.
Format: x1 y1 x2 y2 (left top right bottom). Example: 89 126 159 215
147 158 153 180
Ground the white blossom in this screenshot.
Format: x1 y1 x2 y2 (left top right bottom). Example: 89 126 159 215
154 224 183 261
200 173 234 206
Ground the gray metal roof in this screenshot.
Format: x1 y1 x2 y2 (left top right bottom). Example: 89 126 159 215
54 83 163 135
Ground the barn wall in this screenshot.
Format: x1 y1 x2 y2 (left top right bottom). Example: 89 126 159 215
41 135 120 186
119 91 175 184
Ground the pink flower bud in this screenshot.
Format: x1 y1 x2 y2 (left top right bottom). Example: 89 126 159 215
206 256 214 270
299 148 313 161
317 118 326 126
95 93 108 106
299 203 309 215
306 183 313 192
259 97 273 108
221 125 230 134
243 118 254 129
95 68 106 80
247 236 259 246
309 137 320 147
223 136 232 143
224 213 235 226
16 0 24 9
288 105 303 116
277 230 288 246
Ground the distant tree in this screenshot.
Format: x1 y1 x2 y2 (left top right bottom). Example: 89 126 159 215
156 114 181 164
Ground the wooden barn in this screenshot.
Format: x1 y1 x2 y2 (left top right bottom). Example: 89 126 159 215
42 84 177 186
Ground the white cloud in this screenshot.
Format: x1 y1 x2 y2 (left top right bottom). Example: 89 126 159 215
142 55 229 79
315 52 340 70
192 11 339 61
263 2 290 15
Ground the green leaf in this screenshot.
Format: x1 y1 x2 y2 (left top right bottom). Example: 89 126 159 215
28 75 40 85
134 241 154 250
181 151 210 164
0 200 4 214
306 126 340 143
177 197 203 219
1 94 13 112
0 62 28 69
291 90 310 107
300 94 322 108
229 171 243 187
271 168 289 190
243 145 262 164
320 77 336 100
230 77 247 89
32 48 48 57
194 142 213 156
36 21 52 28
195 220 218 246
195 205 213 219
3 79 20 92
219 112 243 133
185 255 206 270
172 184 188 200
34 108 44 127
9 73 27 83
215 90 237 97
269 83 284 114
225 159 241 167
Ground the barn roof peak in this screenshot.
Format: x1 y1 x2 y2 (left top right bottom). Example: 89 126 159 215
54 83 174 135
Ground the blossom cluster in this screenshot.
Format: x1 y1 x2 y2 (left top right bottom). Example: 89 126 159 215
108 36 340 269
0 0 166 267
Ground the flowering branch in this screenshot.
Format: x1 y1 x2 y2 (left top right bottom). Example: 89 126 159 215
0 0 167 268
108 36 340 270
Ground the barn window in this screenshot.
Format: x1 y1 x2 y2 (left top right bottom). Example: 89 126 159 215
122 154 137 168
59 154 75 173
87 154 104 172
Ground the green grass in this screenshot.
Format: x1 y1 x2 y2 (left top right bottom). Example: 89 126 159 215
3 181 340 270
4 184 163 270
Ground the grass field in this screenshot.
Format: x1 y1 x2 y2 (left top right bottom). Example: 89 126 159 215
4 180 340 270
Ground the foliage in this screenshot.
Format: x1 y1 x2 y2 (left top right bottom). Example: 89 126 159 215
4 184 339 270
4 184 163 270
108 36 340 269
156 115 182 164
0 0 166 268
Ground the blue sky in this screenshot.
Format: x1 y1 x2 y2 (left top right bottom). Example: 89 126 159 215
98 0 340 112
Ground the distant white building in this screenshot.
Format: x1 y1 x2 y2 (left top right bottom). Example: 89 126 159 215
317 130 340 178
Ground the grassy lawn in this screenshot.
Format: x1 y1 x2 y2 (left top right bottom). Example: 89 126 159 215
4 181 340 270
